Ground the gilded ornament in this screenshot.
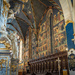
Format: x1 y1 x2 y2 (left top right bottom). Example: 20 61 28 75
0 40 11 50
64 20 74 28
11 65 17 71
2 0 10 17
0 59 7 71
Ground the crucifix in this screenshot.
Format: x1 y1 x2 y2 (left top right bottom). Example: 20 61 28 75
56 57 61 75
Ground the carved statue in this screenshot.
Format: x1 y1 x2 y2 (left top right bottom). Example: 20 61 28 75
9 31 18 58
0 25 11 46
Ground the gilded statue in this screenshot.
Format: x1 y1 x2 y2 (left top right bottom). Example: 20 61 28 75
0 25 12 50
8 31 18 58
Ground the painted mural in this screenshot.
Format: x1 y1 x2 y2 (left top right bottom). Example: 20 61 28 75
53 12 67 52
24 31 29 71
38 9 52 58
31 29 37 59
38 22 48 58
37 10 67 58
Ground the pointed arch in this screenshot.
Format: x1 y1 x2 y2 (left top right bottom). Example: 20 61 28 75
59 0 73 22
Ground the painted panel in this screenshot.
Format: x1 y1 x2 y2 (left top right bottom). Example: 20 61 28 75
38 22 48 58
31 30 36 59
53 12 67 52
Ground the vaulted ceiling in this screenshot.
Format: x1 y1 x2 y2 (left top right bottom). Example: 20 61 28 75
7 0 62 41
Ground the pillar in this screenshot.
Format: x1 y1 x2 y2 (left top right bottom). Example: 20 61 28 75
0 0 11 49
0 0 11 75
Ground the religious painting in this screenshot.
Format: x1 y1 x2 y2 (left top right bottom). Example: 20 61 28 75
53 12 67 52
43 53 44 57
53 12 64 26
59 45 63 51
60 13 64 21
38 21 48 57
58 20 64 31
44 40 46 44
54 35 59 48
53 15 57 25
24 31 29 70
57 12 60 22
53 26 59 35
31 29 36 58
58 32 65 46
55 48 59 53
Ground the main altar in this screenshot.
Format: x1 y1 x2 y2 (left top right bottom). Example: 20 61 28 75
0 0 19 75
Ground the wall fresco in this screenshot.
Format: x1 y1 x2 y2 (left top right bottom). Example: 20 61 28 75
31 30 36 59
38 22 48 58
53 12 67 53
24 31 29 70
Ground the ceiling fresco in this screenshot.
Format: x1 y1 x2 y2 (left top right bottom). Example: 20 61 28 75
7 0 62 40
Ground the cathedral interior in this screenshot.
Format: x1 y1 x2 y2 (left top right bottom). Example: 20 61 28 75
0 0 75 75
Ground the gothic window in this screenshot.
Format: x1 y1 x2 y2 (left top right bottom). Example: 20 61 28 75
50 13 53 53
